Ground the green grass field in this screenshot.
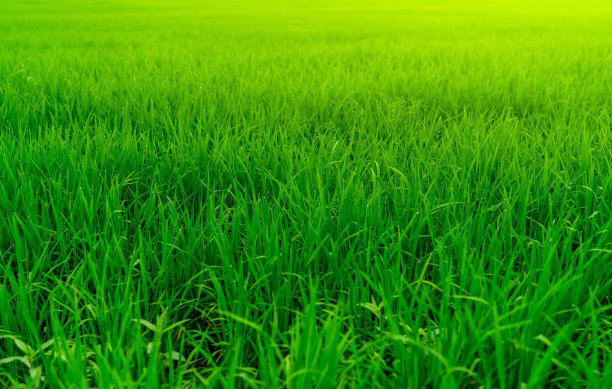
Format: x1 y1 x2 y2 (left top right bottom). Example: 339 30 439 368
1 0 611 387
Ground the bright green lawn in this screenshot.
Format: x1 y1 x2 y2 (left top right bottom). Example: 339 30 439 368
0 0 611 387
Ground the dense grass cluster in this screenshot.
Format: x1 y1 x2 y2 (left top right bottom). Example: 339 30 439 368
1 0 611 387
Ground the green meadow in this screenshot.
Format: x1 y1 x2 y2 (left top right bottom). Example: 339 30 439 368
1 0 611 387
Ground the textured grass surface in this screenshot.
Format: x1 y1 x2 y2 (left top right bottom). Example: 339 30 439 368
1 0 611 387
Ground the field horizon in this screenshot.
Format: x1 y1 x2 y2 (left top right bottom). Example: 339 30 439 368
1 1 611 388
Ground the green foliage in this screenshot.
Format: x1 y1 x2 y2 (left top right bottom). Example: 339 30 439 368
0 0 611 387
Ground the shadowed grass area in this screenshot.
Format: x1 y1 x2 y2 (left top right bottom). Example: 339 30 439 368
0 0 611 387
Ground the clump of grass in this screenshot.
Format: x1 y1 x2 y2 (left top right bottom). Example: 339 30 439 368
0 0 611 387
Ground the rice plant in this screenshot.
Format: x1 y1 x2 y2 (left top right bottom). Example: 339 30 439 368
0 0 611 387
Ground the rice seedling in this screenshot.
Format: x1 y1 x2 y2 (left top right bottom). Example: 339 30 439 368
0 0 611 387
